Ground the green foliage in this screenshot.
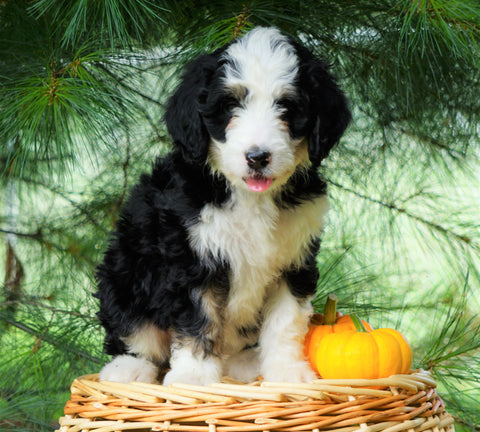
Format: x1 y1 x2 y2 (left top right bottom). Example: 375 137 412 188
1 1 479 430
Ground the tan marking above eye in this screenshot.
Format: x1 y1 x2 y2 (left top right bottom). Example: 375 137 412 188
226 115 239 130
279 120 289 131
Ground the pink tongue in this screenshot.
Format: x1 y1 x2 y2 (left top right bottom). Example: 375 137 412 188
245 177 273 192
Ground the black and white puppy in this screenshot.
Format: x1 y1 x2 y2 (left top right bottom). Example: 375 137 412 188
96 27 351 385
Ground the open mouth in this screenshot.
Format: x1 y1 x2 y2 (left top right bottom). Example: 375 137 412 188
244 174 273 192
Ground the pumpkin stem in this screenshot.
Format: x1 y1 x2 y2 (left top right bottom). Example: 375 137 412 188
324 293 338 325
350 313 367 332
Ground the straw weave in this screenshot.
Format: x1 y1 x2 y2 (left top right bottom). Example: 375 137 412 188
56 370 455 432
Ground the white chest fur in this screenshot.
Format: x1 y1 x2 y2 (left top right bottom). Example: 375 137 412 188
188 190 329 351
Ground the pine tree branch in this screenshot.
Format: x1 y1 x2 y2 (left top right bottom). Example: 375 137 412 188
452 415 480 431
391 123 470 158
88 62 170 142
0 228 97 266
0 227 43 241
18 176 109 233
1 241 24 331
92 62 164 107
2 296 96 321
0 404 54 432
118 131 131 212
0 314 101 365
328 180 476 248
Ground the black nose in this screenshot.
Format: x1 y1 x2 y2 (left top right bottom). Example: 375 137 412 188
245 149 271 170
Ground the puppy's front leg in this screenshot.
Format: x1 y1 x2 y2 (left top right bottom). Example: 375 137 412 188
163 340 223 386
259 280 316 383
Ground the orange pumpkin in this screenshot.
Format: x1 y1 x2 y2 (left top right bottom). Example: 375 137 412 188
304 294 412 379
304 294 373 373
315 315 412 379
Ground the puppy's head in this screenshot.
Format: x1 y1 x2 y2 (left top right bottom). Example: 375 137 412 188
165 27 351 193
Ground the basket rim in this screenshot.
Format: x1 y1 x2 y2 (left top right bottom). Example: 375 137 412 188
70 369 437 404
57 369 456 432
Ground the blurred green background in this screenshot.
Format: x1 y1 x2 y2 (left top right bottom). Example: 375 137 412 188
0 1 479 430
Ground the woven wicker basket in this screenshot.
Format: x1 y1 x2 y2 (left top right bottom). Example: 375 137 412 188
56 370 454 432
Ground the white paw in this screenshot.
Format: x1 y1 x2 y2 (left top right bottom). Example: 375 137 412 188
225 348 261 383
262 360 317 383
163 367 221 386
99 355 159 384
163 346 222 386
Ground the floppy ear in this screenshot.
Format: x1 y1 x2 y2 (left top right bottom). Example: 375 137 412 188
304 59 351 167
164 54 219 165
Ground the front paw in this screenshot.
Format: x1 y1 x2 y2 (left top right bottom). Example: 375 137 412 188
99 355 159 384
262 360 317 383
163 347 222 386
163 367 221 386
225 348 261 383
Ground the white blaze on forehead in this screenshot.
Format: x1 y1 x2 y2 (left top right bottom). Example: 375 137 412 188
223 27 299 98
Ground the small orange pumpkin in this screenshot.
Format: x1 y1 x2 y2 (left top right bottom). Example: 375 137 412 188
304 294 412 379
304 294 373 373
316 315 412 379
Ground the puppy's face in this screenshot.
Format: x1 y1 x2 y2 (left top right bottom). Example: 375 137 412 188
202 29 311 193
165 27 350 180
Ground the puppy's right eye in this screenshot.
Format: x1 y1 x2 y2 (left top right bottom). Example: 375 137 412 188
201 93 242 142
275 97 296 113
274 96 308 138
221 95 240 112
